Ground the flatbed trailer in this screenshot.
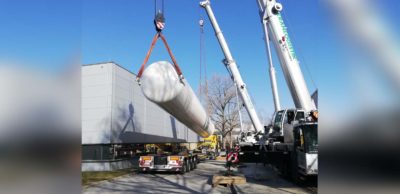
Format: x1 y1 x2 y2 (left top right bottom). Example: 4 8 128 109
138 143 200 174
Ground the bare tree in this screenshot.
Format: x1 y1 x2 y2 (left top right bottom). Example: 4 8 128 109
204 75 241 150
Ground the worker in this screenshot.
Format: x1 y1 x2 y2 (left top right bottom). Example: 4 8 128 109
225 145 240 174
259 133 267 152
311 111 318 122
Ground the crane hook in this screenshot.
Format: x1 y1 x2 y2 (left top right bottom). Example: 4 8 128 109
154 10 165 32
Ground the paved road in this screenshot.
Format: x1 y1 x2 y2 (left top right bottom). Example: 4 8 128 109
83 160 316 194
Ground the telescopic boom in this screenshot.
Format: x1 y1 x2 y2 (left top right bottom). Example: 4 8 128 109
200 0 264 132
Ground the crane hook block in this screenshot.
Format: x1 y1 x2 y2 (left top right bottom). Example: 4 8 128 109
199 19 204 27
154 11 165 32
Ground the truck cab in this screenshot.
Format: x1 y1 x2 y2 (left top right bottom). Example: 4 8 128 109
268 109 318 179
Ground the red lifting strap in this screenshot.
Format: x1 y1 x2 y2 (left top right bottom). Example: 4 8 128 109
136 32 184 82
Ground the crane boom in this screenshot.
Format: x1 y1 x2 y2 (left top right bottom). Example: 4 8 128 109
259 1 281 112
200 0 264 133
257 0 316 113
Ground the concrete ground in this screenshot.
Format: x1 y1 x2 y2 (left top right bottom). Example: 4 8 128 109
83 160 316 194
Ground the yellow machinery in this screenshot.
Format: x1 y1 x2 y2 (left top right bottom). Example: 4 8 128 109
199 135 217 150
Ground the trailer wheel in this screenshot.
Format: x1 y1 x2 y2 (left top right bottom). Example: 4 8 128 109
188 159 193 171
180 162 186 174
190 159 194 170
193 158 197 169
186 160 190 172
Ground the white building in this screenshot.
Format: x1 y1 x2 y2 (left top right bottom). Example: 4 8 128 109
82 62 200 171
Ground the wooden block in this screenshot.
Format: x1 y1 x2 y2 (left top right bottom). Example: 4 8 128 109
215 156 226 161
212 175 246 187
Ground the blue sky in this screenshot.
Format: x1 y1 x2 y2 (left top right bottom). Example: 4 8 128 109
0 0 81 72
1 0 399 120
81 0 324 119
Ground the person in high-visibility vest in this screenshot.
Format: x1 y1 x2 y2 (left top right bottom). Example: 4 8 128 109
226 145 240 174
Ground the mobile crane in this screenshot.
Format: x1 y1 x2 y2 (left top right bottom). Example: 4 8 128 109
257 0 318 180
200 0 318 181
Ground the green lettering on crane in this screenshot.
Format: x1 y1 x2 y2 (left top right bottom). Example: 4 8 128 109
277 14 297 60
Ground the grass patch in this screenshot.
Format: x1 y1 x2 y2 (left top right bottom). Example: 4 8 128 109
82 168 135 186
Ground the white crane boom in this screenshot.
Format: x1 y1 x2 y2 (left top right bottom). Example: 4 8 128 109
257 0 316 113
258 1 281 112
200 0 264 133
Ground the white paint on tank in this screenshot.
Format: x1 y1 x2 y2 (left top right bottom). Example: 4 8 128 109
140 61 215 138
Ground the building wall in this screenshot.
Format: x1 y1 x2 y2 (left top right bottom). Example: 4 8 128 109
82 159 134 172
82 62 200 145
82 63 113 144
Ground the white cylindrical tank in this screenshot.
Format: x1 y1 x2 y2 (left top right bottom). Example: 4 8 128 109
140 61 214 138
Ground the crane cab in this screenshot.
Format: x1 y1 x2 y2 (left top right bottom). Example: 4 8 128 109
269 110 318 178
269 109 306 143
